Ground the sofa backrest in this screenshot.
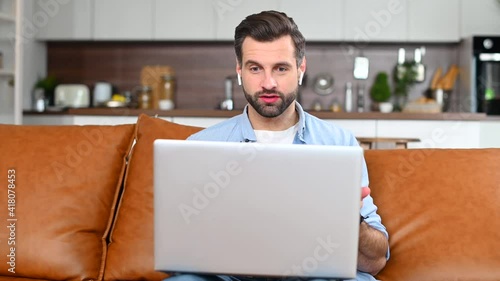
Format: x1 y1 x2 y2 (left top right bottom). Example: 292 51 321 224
103 114 203 281
0 123 135 281
366 149 500 281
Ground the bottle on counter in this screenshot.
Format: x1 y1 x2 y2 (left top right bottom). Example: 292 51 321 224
344 82 353 112
312 100 322 111
330 98 342 112
137 86 152 109
357 83 365 112
159 73 176 110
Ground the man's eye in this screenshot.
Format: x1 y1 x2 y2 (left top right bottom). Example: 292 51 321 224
277 67 288 72
250 66 261 72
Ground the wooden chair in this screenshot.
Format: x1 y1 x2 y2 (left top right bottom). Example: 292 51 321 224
356 137 421 150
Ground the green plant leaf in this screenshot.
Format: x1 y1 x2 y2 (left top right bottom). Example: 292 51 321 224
370 72 391 102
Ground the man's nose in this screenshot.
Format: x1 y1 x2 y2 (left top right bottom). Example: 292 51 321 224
261 72 277 89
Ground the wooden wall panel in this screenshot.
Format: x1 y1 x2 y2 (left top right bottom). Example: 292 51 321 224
47 42 459 111
47 42 245 110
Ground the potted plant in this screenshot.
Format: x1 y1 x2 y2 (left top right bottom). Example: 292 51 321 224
33 75 58 107
370 72 393 113
393 62 417 111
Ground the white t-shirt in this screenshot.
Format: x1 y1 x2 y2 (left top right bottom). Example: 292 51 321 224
254 122 299 144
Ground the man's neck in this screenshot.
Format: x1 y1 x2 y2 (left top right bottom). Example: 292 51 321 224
247 103 298 131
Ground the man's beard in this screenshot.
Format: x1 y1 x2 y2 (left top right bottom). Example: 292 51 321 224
243 87 298 118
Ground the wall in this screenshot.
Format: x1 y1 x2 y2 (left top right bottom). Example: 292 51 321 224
47 41 459 111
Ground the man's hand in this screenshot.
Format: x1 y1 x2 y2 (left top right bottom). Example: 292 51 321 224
358 186 388 275
360 186 370 209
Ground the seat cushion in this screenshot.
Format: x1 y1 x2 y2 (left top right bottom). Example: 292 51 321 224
0 124 135 281
366 149 500 281
104 114 203 281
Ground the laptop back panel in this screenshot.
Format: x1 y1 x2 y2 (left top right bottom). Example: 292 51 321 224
154 140 363 279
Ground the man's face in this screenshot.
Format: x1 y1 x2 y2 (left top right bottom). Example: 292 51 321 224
237 35 305 118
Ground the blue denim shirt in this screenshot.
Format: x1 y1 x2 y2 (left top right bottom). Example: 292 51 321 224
188 103 389 281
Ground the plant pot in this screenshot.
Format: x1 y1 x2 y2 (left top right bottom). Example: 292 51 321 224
379 102 393 113
371 101 393 113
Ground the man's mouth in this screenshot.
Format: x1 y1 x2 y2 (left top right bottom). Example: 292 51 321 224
259 94 280 103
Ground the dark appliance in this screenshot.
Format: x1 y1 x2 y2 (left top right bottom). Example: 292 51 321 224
459 36 500 115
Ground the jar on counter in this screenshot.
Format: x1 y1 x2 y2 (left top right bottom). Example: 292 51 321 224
158 73 176 110
137 86 152 109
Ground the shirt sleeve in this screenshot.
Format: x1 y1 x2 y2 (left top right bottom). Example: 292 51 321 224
349 133 390 260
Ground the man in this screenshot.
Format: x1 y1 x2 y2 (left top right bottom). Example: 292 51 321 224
169 10 389 281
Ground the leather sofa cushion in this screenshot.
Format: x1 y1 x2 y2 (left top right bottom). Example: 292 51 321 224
104 114 203 281
0 124 135 281
366 149 500 281
0 276 47 281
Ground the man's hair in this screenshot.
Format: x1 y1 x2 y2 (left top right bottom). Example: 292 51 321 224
234 10 306 68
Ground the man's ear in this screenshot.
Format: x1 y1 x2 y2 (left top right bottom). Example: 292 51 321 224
236 60 242 86
299 57 307 85
299 56 307 73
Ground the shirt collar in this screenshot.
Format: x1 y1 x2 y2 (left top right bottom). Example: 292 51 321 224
239 101 306 143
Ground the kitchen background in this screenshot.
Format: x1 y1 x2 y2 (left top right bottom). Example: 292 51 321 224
47 41 460 111
1 0 500 126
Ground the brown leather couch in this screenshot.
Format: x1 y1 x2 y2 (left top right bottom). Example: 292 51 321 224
0 114 498 281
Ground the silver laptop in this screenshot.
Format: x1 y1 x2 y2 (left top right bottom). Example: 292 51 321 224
153 139 363 279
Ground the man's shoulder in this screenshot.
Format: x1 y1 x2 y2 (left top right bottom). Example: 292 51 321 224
303 111 352 134
303 112 358 145
187 114 243 141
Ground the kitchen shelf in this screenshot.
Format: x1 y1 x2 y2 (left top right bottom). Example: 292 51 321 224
23 108 488 121
0 69 14 78
0 12 15 22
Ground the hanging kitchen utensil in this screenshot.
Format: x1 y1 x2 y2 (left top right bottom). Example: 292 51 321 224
413 47 426 83
430 67 443 90
312 73 334 96
354 50 369 80
395 48 406 80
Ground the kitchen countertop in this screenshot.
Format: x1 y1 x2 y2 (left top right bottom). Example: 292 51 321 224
23 108 492 121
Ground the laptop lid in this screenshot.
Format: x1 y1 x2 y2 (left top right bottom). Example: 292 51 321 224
153 139 363 279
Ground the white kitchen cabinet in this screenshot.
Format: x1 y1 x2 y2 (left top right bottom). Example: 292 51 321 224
23 115 173 125
0 0 15 42
215 0 280 40
344 0 407 42
172 117 227 128
279 0 343 41
23 115 75 125
0 0 16 124
34 0 92 40
326 120 377 139
72 116 142 125
480 120 500 148
377 120 481 148
155 0 216 40
407 0 460 42
461 0 500 38
94 0 153 40
0 76 15 124
3 0 47 125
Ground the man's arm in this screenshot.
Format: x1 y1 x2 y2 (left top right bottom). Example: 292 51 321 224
357 187 389 275
357 222 389 275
